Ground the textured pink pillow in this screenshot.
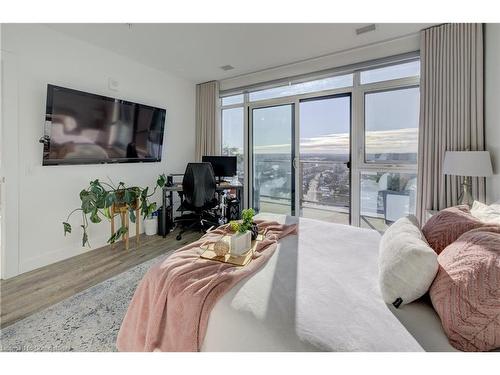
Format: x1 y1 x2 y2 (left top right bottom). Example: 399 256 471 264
422 205 484 254
430 226 500 351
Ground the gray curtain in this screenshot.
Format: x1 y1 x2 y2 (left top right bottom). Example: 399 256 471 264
195 81 220 161
417 23 485 222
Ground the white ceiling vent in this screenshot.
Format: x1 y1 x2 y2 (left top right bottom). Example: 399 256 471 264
356 24 376 35
220 65 235 71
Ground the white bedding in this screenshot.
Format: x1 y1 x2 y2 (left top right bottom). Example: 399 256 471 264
202 214 455 351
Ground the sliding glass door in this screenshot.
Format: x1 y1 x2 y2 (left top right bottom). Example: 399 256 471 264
249 95 351 222
299 94 351 224
251 104 295 215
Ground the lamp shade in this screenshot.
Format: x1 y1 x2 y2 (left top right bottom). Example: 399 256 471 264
443 151 493 177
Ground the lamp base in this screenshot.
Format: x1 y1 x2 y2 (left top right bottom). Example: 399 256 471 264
457 177 474 207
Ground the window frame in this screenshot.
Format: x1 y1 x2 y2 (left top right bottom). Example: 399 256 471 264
247 73 354 103
359 60 421 85
220 96 247 207
221 94 244 106
220 106 245 186
219 56 420 228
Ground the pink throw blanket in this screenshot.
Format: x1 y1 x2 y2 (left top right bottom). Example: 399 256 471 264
116 220 297 352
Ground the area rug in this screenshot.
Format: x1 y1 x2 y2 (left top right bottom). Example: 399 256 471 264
0 253 168 352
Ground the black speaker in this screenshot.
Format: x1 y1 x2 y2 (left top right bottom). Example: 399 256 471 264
226 198 241 221
158 205 172 236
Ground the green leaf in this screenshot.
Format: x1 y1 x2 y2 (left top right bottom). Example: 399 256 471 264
88 191 98 203
81 225 90 247
95 195 106 209
140 194 148 216
80 187 99 214
230 221 240 232
124 189 135 205
81 197 94 214
63 222 72 236
90 180 104 196
145 203 157 218
107 232 117 244
80 189 89 200
157 174 166 188
141 200 156 218
90 209 101 224
129 209 136 223
104 192 116 208
107 226 128 244
239 208 255 232
103 207 112 219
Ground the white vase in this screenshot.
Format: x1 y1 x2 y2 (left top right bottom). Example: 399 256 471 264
144 217 158 236
230 231 251 255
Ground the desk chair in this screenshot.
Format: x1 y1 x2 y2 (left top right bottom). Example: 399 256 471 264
174 162 219 240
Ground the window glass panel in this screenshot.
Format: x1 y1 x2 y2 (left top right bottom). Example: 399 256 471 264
221 107 244 184
249 74 353 102
221 94 244 106
299 96 351 225
360 171 417 232
252 105 293 215
365 87 419 163
360 60 420 84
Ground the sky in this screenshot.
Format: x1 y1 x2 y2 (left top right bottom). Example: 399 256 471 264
222 62 420 155
223 87 419 155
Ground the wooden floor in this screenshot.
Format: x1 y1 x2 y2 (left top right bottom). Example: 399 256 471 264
0 229 202 329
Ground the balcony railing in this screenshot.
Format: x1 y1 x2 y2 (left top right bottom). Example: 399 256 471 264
254 159 392 230
253 159 350 213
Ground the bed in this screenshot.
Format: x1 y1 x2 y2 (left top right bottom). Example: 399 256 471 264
201 213 457 352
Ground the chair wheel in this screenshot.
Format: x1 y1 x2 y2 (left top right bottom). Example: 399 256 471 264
176 234 182 241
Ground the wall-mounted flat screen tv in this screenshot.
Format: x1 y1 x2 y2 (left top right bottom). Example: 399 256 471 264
42 84 166 165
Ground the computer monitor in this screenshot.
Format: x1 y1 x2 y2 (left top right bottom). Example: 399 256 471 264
202 156 237 181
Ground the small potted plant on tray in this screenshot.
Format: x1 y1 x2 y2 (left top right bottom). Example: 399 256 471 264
229 208 257 255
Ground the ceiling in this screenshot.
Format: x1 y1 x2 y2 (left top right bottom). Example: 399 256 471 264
47 23 434 83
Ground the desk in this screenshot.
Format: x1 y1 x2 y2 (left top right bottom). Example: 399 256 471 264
161 181 243 238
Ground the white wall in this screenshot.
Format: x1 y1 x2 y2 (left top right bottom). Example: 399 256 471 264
1 24 196 278
485 23 500 204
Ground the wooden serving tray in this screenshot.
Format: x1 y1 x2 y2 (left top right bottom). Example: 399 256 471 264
199 234 264 266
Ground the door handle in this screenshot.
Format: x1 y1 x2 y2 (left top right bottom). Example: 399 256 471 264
344 161 351 169
293 158 298 169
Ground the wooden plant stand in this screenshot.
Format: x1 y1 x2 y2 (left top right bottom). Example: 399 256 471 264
110 200 140 250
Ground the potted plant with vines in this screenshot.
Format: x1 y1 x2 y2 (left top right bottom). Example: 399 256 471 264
62 174 166 246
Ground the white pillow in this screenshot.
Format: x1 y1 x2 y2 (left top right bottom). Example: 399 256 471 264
378 216 439 308
470 201 500 224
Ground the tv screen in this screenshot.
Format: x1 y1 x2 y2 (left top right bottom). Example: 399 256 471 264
42 84 166 165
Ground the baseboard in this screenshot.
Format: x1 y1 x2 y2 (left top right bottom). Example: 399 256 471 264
17 229 145 277
18 234 108 275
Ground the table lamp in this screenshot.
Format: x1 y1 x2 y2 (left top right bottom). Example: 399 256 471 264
443 151 493 206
